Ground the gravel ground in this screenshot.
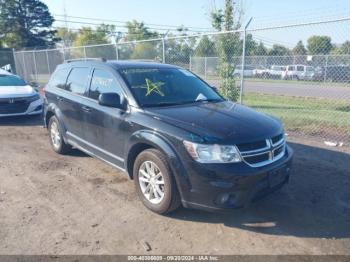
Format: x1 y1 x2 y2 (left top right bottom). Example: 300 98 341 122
0 115 349 255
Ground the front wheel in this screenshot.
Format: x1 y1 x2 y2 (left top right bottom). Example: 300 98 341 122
48 116 71 154
133 149 181 214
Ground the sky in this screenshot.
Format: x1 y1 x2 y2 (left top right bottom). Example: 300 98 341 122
42 0 350 47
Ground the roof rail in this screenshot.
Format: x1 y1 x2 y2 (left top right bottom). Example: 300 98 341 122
64 57 107 63
125 59 159 62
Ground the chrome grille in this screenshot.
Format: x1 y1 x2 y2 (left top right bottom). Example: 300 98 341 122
238 134 286 167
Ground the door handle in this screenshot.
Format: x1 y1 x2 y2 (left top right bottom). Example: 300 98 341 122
56 96 63 101
81 106 91 113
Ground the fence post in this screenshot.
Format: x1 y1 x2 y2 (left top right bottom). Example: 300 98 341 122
204 56 207 80
61 47 65 62
45 50 51 75
83 46 87 58
32 51 38 82
12 48 17 74
115 43 119 60
324 55 328 83
162 38 165 63
22 52 27 81
239 17 253 104
189 56 192 71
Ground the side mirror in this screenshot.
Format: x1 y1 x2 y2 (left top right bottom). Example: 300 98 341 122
98 93 126 110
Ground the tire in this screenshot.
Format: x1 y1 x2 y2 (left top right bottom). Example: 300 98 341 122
133 149 181 214
48 115 71 154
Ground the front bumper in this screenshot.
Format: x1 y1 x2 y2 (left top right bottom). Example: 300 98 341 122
0 98 43 117
179 145 293 211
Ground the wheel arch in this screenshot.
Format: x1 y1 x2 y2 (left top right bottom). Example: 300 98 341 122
45 103 68 142
125 130 190 201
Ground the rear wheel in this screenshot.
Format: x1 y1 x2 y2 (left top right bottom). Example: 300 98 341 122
48 116 71 154
133 149 181 214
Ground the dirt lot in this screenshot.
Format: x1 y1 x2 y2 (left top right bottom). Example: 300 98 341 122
0 115 349 255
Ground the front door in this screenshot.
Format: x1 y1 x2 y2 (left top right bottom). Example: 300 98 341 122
81 68 129 168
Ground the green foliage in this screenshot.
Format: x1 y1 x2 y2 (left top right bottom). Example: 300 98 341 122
331 40 350 55
131 42 159 60
268 44 291 56
125 20 158 41
0 0 56 48
55 27 78 47
70 25 115 59
254 42 268 56
293 40 307 55
210 0 241 102
307 35 332 55
218 62 239 101
194 35 216 57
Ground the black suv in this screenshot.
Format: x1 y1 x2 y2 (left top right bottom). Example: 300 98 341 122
43 60 293 214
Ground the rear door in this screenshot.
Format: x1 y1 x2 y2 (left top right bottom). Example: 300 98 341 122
81 67 128 167
61 67 91 138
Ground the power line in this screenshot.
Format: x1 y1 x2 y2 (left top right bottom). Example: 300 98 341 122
53 14 213 31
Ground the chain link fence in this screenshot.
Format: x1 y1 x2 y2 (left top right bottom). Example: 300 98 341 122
11 18 350 144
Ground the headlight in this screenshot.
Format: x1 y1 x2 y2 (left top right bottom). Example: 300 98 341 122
183 140 241 163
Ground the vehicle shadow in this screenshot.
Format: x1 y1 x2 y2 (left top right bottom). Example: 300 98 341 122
169 142 350 239
0 115 42 126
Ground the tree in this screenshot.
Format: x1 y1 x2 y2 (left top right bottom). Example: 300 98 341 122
55 27 78 48
71 25 115 59
307 35 332 55
254 42 267 56
210 0 242 102
331 41 350 55
194 35 216 57
124 20 158 41
0 0 57 48
268 44 291 56
293 40 307 55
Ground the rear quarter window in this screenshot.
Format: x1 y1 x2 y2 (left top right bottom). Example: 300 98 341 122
48 68 70 89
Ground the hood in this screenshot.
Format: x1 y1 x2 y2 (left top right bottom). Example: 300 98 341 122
146 101 283 144
0 85 36 98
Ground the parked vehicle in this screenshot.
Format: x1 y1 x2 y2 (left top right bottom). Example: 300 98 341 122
252 66 269 78
43 60 293 214
233 65 255 78
325 66 350 82
269 65 287 79
253 65 286 79
0 72 43 117
282 65 315 81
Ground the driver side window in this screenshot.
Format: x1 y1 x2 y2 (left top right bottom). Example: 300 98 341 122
89 69 122 100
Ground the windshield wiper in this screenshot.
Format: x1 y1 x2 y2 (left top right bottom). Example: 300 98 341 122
194 98 223 103
143 101 195 107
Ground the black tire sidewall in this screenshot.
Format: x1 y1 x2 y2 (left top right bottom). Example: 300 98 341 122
133 149 174 214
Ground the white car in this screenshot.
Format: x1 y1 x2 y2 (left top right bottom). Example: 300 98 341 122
282 65 315 81
269 65 286 79
233 65 255 78
0 72 43 117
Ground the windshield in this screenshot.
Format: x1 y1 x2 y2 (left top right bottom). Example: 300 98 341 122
0 75 26 86
119 68 223 107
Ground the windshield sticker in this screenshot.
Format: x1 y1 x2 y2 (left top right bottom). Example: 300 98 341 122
145 78 165 96
92 76 113 87
196 93 207 101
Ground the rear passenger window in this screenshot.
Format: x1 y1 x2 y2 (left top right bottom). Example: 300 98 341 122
89 69 122 100
49 68 70 89
297 66 304 71
66 67 90 95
